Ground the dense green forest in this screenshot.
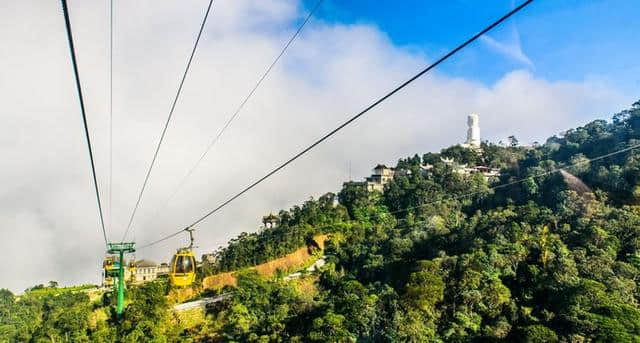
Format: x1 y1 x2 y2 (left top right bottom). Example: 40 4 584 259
3 101 640 342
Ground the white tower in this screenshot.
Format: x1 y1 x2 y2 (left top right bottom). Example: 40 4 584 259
465 113 481 148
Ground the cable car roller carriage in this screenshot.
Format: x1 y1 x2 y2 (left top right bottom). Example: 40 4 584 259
169 228 197 287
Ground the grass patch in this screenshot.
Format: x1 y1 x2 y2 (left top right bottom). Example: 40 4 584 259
202 235 329 291
25 284 98 297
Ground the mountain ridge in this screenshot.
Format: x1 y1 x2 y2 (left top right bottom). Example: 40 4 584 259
3 101 640 341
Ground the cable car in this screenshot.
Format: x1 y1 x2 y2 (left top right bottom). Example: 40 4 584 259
169 228 197 287
127 258 137 280
103 255 130 287
102 256 117 287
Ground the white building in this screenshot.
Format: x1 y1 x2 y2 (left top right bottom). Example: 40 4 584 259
201 253 218 265
439 157 500 180
133 259 159 283
157 263 170 276
366 164 395 192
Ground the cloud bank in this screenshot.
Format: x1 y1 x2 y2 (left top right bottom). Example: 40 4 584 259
0 0 632 292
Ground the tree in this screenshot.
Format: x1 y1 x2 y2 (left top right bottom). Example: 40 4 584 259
520 325 558 343
405 261 444 316
119 281 178 341
308 311 353 342
339 181 372 219
219 271 301 341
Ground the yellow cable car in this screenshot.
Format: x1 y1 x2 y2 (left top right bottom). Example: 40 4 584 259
127 259 137 282
169 228 197 287
103 255 134 287
102 256 117 287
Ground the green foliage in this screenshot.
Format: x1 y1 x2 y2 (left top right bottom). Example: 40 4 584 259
215 271 303 342
118 281 179 341
0 287 93 342
6 101 640 341
308 311 353 342
520 324 558 343
405 260 444 315
209 193 348 274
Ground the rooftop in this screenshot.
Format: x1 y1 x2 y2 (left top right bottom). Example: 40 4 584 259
135 259 157 268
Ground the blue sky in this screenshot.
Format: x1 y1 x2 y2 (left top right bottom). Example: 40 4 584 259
307 0 640 93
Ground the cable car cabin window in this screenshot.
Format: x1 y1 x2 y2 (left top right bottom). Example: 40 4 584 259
175 256 195 274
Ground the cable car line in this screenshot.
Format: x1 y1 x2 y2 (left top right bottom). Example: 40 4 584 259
145 0 324 225
60 0 109 246
109 0 114 233
140 140 640 251
121 0 215 243
138 0 535 250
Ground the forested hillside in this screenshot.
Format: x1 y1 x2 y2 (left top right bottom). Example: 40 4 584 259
3 101 640 342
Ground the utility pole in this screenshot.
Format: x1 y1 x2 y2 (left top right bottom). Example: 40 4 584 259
107 242 135 317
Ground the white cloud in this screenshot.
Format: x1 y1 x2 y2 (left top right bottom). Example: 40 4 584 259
0 0 632 292
480 24 534 68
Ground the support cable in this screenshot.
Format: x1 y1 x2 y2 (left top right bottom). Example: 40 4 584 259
147 0 324 222
121 0 215 242
109 0 114 233
138 0 534 249
60 0 109 246
141 142 640 250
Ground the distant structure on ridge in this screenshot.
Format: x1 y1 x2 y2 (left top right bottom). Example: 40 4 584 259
366 164 395 192
463 113 481 149
102 257 169 288
342 113 499 194
342 164 397 193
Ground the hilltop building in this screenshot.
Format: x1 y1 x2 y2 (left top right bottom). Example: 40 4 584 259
341 114 497 194
366 164 395 192
157 263 170 276
202 253 218 265
438 157 500 180
133 259 160 283
101 257 171 288
342 164 396 193
262 213 279 228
